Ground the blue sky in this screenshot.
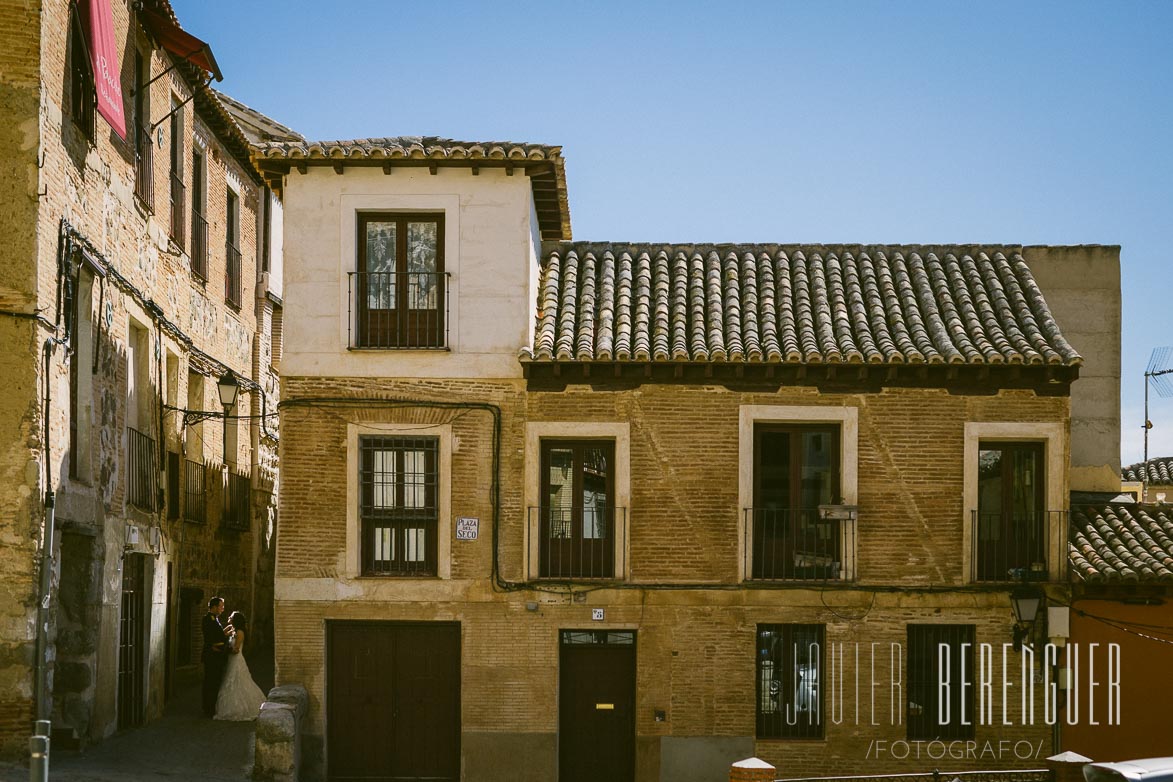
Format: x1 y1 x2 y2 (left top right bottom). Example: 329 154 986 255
173 0 1173 465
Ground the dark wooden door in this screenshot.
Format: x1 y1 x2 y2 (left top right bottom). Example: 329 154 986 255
327 622 460 782
559 630 636 782
117 554 146 730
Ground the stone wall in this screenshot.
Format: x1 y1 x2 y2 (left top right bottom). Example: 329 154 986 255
0 0 278 755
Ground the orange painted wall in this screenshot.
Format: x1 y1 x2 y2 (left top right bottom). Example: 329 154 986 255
1063 598 1173 761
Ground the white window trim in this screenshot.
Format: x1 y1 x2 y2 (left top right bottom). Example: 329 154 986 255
338 194 460 353
345 422 452 579
524 422 631 581
737 405 859 582
963 422 1066 582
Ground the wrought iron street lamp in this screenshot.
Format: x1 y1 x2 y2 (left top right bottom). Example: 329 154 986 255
1011 585 1043 651
217 371 238 463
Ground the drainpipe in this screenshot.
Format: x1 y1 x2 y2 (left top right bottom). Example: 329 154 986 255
34 338 59 729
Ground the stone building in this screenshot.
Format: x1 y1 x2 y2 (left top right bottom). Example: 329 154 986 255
0 0 281 754
1121 456 1173 502
261 135 1121 782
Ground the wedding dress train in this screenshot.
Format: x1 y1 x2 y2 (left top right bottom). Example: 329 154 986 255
214 634 265 721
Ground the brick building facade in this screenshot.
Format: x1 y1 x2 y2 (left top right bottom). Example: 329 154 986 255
263 137 1121 782
0 0 281 755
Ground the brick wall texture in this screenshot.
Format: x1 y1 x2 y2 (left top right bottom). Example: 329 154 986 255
0 0 277 755
276 376 1068 778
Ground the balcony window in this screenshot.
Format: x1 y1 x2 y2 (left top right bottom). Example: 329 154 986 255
974 441 1047 581
190 148 207 280
168 97 185 248
748 424 847 581
68 3 95 140
225 188 241 308
133 50 152 208
351 212 447 349
535 440 618 579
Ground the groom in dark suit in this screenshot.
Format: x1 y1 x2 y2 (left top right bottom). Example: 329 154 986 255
201 596 227 717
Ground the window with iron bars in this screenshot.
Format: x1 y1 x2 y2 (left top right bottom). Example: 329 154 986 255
907 624 976 740
359 436 439 576
756 624 824 739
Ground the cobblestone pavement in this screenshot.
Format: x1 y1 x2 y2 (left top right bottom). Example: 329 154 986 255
0 682 259 782
1 650 275 782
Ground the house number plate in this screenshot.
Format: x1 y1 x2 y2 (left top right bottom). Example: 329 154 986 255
456 517 479 540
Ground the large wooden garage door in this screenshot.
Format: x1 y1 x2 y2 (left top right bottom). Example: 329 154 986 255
327 622 461 782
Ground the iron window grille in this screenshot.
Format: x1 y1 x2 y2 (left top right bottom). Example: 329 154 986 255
222 468 250 531
756 624 824 739
907 624 976 740
359 436 439 576
225 241 242 309
183 459 206 523
169 170 185 248
126 426 156 510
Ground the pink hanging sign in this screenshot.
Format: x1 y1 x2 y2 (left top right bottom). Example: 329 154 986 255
88 0 127 139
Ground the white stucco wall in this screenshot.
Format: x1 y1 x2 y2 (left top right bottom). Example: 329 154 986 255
281 166 539 378
267 191 284 299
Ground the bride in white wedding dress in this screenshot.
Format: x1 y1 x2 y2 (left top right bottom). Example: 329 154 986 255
214 611 266 721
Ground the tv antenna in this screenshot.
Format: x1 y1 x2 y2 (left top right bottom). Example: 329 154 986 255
1143 347 1173 498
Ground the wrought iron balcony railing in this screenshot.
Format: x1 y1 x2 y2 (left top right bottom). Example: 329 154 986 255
169 171 185 248
134 124 153 208
225 240 242 309
528 505 627 580
190 211 208 281
347 271 450 349
971 510 1066 582
744 507 856 582
183 459 206 523
126 427 156 510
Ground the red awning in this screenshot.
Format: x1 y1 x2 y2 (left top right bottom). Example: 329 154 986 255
140 8 222 82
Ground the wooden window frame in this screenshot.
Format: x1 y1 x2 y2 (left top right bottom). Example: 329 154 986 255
359 436 440 577
68 2 96 141
976 440 1046 581
538 439 617 579
750 424 842 580
756 623 825 739
355 212 446 348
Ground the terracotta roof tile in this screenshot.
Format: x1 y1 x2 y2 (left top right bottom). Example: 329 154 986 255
527 244 1082 365
1069 504 1173 583
1122 457 1173 484
254 136 571 241
254 136 561 163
